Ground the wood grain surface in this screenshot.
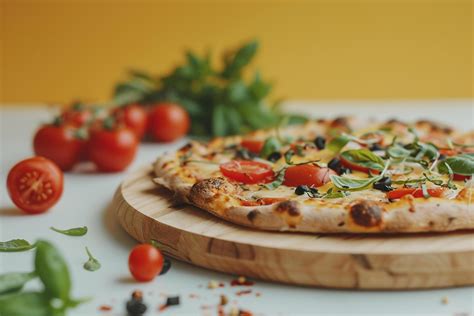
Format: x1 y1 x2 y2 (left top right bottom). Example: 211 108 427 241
113 165 474 289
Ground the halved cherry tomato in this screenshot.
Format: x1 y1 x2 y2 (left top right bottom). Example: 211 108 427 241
453 174 472 181
33 124 87 171
340 156 381 174
241 140 264 154
240 197 286 206
128 244 164 282
386 187 446 199
113 104 148 140
60 103 92 127
220 160 274 184
7 157 63 214
283 165 336 187
88 123 138 172
148 103 190 142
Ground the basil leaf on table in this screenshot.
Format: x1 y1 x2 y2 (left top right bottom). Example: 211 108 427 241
340 149 385 171
50 226 88 237
83 247 101 272
0 292 53 316
327 135 351 153
0 239 36 252
0 272 36 295
34 240 71 301
438 153 474 176
330 175 382 191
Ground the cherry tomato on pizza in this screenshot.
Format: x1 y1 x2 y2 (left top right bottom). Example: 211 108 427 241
386 187 445 200
7 157 63 214
88 119 138 172
241 139 264 154
113 104 148 140
128 244 164 282
220 160 274 184
283 165 336 187
340 156 381 174
148 103 190 142
33 123 87 171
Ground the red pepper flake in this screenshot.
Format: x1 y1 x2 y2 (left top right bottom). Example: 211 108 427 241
98 305 112 311
201 304 213 310
219 282 225 287
158 304 168 312
189 293 200 299
255 292 261 297
230 278 254 286
236 289 252 296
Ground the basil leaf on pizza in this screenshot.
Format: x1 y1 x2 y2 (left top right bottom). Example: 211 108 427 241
438 153 474 176
260 137 281 158
327 135 351 153
340 149 385 171
329 175 381 191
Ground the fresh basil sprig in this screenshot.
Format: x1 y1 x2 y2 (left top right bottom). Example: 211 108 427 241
327 135 351 153
50 226 88 237
438 153 474 176
340 149 385 171
0 272 36 295
260 136 281 158
330 176 382 191
112 40 306 137
83 247 101 272
0 239 36 252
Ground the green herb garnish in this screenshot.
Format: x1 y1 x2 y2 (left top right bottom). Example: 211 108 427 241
0 272 37 295
438 153 474 176
0 239 36 252
50 226 88 237
327 135 351 153
340 149 385 171
83 247 101 272
263 168 287 190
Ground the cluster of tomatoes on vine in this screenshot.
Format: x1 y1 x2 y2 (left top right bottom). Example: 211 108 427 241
33 102 190 172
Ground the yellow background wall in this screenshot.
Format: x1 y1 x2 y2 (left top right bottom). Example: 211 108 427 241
1 0 472 104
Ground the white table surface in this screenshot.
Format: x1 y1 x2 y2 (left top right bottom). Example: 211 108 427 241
1 100 473 316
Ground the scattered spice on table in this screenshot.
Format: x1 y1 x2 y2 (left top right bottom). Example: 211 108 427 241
208 280 225 289
236 290 252 296
220 294 229 306
231 276 255 286
189 293 200 299
255 292 261 297
441 296 449 304
99 305 112 312
158 295 181 312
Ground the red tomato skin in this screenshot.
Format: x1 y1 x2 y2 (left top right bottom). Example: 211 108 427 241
386 187 445 200
453 174 471 181
114 104 148 140
220 160 274 184
88 127 138 172
340 156 381 174
33 125 86 171
7 156 63 214
241 140 264 154
283 165 336 187
128 244 164 282
148 103 190 142
60 108 92 127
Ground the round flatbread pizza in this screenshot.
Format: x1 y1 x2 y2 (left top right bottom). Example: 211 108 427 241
153 117 474 233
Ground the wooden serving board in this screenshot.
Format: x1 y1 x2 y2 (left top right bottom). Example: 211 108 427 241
113 165 474 289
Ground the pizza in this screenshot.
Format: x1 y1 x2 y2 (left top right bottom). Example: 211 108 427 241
153 117 474 233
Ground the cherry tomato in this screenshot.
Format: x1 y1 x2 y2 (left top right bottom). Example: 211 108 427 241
33 124 87 171
148 103 190 142
128 244 164 282
60 103 92 127
386 187 446 199
241 140 264 154
113 104 148 140
220 160 274 184
7 157 63 214
439 148 458 157
88 124 138 172
283 165 336 187
340 156 381 174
